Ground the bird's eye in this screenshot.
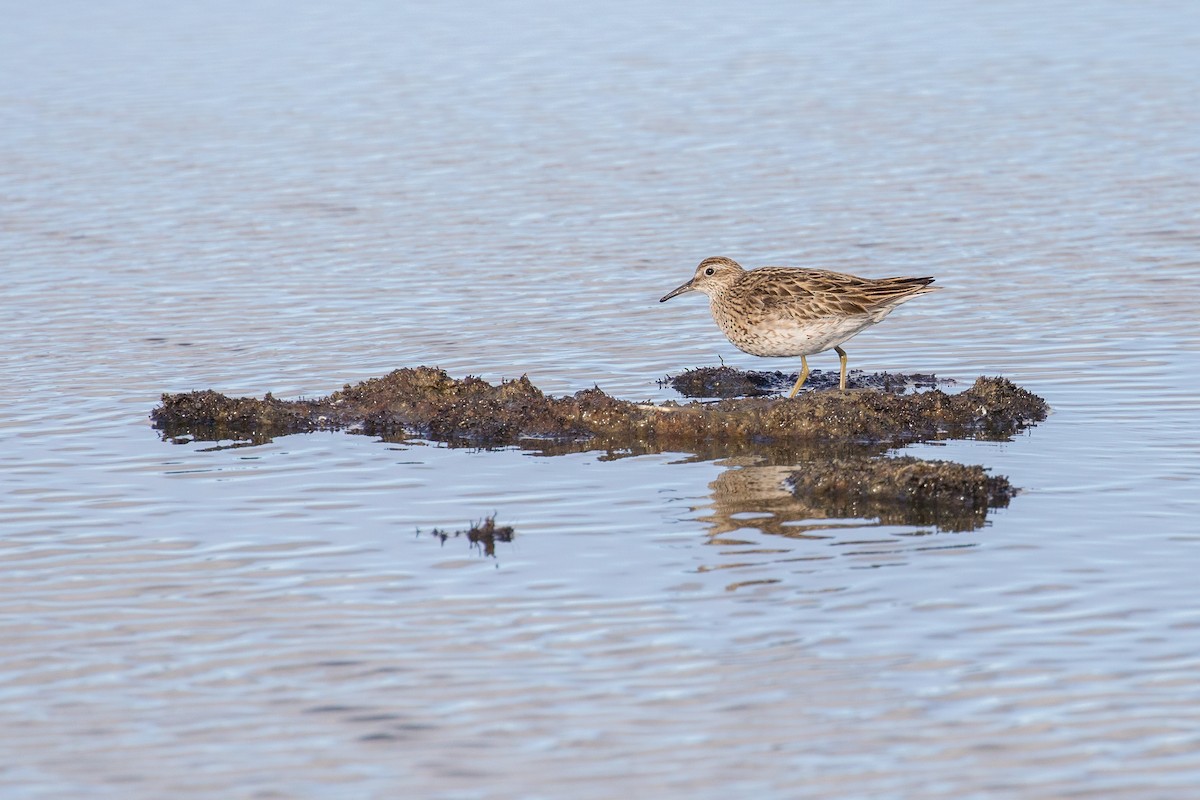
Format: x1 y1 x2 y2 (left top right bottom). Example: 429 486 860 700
704 267 715 276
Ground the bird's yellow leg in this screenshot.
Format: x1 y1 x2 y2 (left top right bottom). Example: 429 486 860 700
835 346 848 390
787 355 810 398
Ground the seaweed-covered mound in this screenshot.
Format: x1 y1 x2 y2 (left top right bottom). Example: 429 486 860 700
152 366 1047 450
151 367 1048 534
149 390 333 445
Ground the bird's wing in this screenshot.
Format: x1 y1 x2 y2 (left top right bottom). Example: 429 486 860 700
741 268 936 322
738 268 872 322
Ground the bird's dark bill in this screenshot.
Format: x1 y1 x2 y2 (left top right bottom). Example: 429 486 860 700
659 280 695 302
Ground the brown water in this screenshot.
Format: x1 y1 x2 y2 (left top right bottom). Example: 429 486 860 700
3 1 1200 797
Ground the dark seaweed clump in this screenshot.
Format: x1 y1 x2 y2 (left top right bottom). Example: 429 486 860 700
665 365 944 398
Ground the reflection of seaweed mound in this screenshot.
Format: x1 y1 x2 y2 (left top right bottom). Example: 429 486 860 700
788 456 1012 531
152 366 1046 449
702 456 1010 535
151 367 1046 534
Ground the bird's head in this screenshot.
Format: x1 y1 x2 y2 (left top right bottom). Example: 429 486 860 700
659 256 744 302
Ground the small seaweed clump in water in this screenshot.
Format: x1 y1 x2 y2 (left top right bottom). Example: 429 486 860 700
427 515 515 558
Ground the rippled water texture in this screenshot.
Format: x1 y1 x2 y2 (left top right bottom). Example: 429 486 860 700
3 1 1199 797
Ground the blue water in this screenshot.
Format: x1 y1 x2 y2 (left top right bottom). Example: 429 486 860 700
3 1 1199 797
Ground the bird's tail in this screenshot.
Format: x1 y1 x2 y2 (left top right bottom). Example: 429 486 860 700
866 276 940 320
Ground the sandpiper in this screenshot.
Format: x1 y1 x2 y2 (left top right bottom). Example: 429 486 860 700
660 256 940 396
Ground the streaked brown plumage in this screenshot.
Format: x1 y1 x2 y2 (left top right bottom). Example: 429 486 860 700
659 256 940 396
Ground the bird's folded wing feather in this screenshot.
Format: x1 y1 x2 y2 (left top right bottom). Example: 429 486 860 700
740 269 873 322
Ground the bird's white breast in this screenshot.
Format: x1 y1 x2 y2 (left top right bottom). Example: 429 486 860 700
714 311 876 358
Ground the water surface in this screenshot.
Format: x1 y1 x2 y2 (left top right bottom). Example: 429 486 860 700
3 1 1200 797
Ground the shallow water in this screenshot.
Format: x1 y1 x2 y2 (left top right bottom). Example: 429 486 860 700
3 1 1200 797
